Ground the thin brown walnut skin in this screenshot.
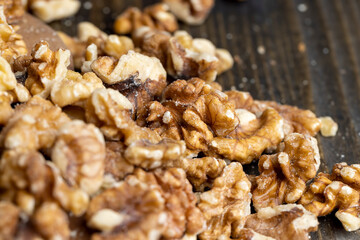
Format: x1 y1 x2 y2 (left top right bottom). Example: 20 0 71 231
0 201 20 240
87 168 204 240
198 162 251 240
226 90 321 136
210 108 284 164
252 133 320 210
238 204 318 240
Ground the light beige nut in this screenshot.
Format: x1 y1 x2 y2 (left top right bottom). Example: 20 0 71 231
0 96 70 150
198 162 251 239
0 55 17 91
319 116 338 137
77 21 108 42
171 157 227 191
81 43 98 73
30 0 80 22
0 91 14 125
210 108 284 164
215 48 233 74
0 0 24 23
15 190 36 215
252 133 320 210
167 31 218 82
25 41 71 98
104 141 134 181
164 0 215 25
32 202 70 240
103 35 134 59
113 3 178 35
87 168 204 239
0 201 19 240
91 50 166 85
91 50 167 114
8 83 31 103
124 138 186 169
0 7 27 64
237 204 318 240
85 88 161 144
50 70 104 107
52 120 106 195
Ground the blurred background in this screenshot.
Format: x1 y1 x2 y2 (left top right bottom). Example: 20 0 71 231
49 1 360 239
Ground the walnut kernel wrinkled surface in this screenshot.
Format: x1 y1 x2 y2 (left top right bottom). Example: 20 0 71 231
87 168 204 239
252 133 320 210
114 3 178 35
198 162 251 239
52 120 106 195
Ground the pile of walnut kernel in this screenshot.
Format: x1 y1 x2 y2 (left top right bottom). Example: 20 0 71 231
0 1 353 240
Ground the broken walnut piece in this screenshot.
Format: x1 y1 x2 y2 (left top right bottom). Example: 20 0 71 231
236 204 318 240
0 96 70 150
252 133 320 210
103 35 134 59
87 168 204 239
226 90 321 137
0 7 27 64
50 70 104 107
163 0 215 25
91 50 167 114
124 138 186 169
171 157 227 191
52 120 106 195
25 41 71 99
0 0 24 23
57 31 87 70
29 0 81 22
81 43 98 73
210 108 284 164
198 162 251 240
319 116 338 137
32 202 70 240
114 3 178 35
0 201 20 240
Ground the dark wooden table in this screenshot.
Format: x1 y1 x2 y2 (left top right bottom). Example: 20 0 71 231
49 0 360 239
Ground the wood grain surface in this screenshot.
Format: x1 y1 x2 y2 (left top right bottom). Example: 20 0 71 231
49 0 360 239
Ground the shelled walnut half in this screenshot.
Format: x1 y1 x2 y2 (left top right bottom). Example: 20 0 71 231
252 133 320 210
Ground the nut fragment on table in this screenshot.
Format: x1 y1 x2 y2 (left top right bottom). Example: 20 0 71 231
237 204 318 240
29 0 81 22
252 133 320 210
25 41 71 98
87 168 204 239
299 163 360 231
0 7 27 64
0 96 70 150
114 3 178 35
198 162 251 239
319 116 338 137
163 0 215 25
50 70 104 107
52 120 106 195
